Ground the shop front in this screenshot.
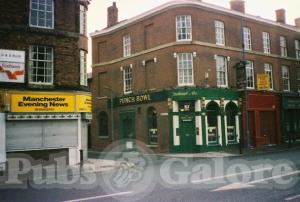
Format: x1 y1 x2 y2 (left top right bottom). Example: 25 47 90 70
169 88 241 153
1 91 91 165
282 93 300 144
243 91 281 147
95 88 241 153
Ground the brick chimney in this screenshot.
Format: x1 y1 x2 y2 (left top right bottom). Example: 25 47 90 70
276 9 286 24
107 2 118 27
295 18 300 28
230 0 245 13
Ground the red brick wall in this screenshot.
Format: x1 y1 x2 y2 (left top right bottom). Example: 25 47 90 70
0 0 88 90
91 3 300 150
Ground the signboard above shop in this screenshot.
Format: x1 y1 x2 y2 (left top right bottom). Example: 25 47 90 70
257 74 270 90
10 92 92 113
0 49 25 83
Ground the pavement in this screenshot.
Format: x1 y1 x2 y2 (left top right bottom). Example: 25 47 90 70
73 143 300 172
1 144 299 184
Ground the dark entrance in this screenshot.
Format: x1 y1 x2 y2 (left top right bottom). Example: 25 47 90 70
178 101 195 153
260 111 276 145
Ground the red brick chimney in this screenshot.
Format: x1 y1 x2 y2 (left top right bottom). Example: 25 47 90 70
107 2 118 27
276 9 286 24
295 18 300 28
230 0 245 13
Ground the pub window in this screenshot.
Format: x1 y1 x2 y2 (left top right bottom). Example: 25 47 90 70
297 68 300 92
280 36 288 57
147 107 158 145
29 45 53 85
30 0 54 29
246 60 255 89
282 65 290 91
225 102 238 143
177 53 194 86
216 55 228 87
99 111 108 138
215 20 225 46
123 34 131 57
176 15 192 41
264 63 273 90
80 4 87 35
207 101 219 145
123 66 132 94
262 32 271 54
243 27 252 51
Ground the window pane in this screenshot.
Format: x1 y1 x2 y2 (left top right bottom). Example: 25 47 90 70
29 45 53 85
30 0 53 28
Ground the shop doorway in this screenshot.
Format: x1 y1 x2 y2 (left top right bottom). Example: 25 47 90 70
178 101 195 153
260 111 276 145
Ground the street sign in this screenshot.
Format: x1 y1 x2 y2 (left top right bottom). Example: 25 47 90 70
257 74 270 90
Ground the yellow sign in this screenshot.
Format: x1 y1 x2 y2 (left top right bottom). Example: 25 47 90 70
257 74 270 90
11 94 75 112
76 95 92 112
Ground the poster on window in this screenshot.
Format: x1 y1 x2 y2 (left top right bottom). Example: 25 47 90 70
0 49 25 83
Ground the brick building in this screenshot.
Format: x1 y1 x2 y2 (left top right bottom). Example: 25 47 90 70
91 0 300 153
0 0 91 167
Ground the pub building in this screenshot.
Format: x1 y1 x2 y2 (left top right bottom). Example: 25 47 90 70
91 0 300 153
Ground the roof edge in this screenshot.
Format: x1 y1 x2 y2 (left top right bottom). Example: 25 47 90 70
90 0 300 37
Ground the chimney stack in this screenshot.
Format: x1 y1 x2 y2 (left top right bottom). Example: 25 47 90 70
107 2 118 27
276 9 286 24
295 18 300 28
230 0 245 13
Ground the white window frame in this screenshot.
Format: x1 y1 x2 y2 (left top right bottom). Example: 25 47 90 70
123 34 131 57
80 50 87 86
297 68 300 92
295 40 300 60
176 15 192 41
264 63 273 90
29 45 53 85
243 27 252 51
215 20 225 46
246 60 255 89
177 53 194 86
29 0 54 29
123 66 132 94
280 36 288 57
282 65 290 91
216 56 228 87
80 4 87 35
262 32 271 54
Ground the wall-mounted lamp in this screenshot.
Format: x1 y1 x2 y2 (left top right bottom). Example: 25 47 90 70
227 56 231 61
142 60 146 66
193 52 197 58
130 64 133 69
205 72 209 79
238 98 242 108
154 57 157 63
214 54 218 60
220 98 225 108
173 52 177 58
201 97 206 108
120 66 123 71
167 98 173 109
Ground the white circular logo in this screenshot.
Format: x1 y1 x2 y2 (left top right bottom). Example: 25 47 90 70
98 139 156 201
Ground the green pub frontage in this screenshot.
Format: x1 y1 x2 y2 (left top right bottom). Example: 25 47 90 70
282 93 300 144
109 87 241 153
